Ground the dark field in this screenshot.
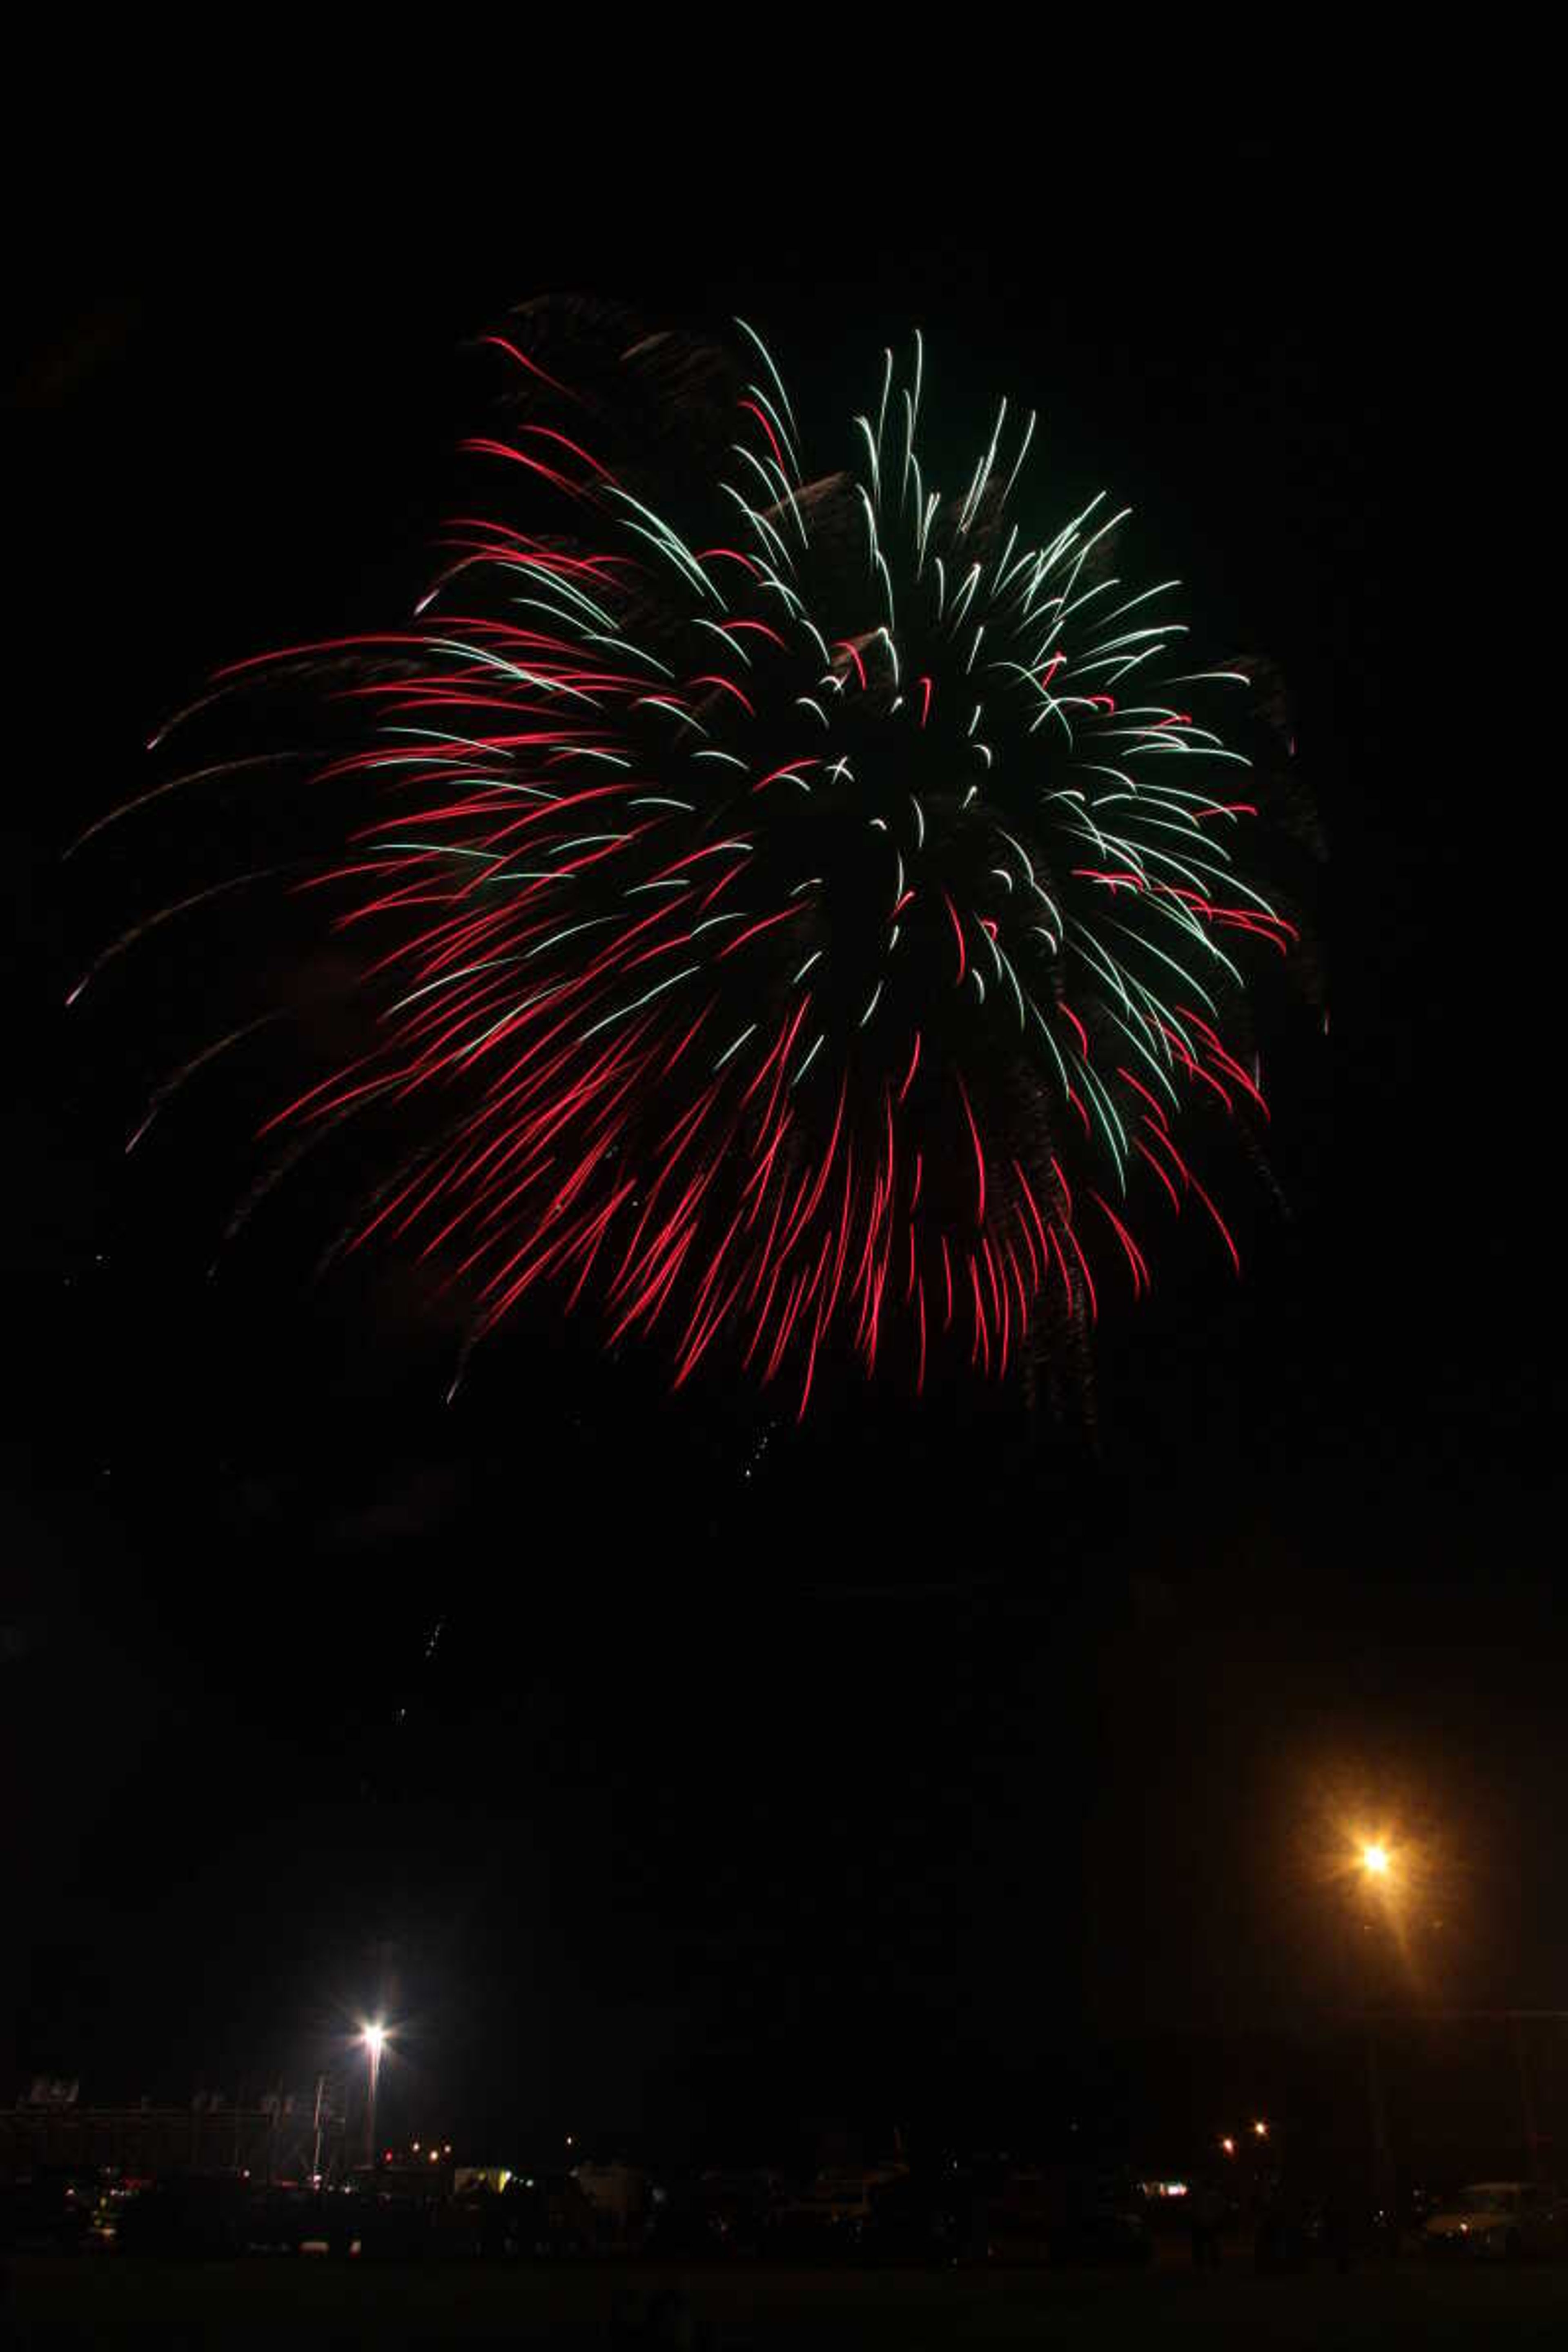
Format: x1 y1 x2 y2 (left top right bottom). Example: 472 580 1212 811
9 2254 1568 2348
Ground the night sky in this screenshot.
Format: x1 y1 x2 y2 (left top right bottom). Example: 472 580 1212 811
5 175 1535 2169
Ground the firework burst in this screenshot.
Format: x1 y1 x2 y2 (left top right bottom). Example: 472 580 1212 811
80 301 1308 1417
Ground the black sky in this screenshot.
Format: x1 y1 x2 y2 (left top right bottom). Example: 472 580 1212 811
4 172 1539 2164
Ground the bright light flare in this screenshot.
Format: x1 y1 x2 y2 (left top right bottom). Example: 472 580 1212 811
1360 1843 1390 1878
361 2022 388 2058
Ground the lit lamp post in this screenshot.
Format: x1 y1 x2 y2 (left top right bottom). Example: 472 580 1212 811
361 2023 388 2168
1354 1841 1397 2213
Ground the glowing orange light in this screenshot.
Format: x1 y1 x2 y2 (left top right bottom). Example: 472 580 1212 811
1361 1843 1390 1878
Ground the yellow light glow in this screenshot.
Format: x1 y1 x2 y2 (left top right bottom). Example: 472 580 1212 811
1220 2136 1236 2157
1253 2120 1268 2138
1360 1843 1390 1877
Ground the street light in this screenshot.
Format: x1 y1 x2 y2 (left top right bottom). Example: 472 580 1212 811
1347 1841 1398 2208
1252 2120 1269 2140
361 2023 388 2166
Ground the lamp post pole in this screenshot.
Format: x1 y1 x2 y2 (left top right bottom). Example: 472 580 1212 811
1355 1844 1396 2214
361 2026 387 2169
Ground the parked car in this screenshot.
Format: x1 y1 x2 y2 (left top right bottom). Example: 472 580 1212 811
697 2168 782 2257
243 2183 341 2254
337 2175 438 2261
646 2168 781 2258
0 2171 97 2254
1422 2183 1565 2261
489 2169 597 2257
1252 2169 1408 2273
114 2173 250 2258
767 2161 910 2256
1048 2172 1153 2268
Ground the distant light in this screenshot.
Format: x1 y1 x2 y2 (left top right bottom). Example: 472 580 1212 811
429 2150 439 2164
412 2141 420 2152
1253 2120 1269 2139
362 2023 388 2059
1361 1843 1390 1878
1220 2137 1236 2157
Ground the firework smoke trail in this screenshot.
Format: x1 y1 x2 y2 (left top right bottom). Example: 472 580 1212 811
83 302 1305 1417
